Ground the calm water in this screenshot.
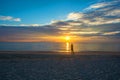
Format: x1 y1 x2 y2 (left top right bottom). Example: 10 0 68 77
0 42 120 52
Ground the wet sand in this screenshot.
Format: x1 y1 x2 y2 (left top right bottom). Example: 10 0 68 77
0 51 119 59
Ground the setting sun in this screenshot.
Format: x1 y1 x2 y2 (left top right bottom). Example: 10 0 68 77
65 36 70 41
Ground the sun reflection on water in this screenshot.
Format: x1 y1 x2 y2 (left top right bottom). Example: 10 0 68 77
66 42 70 52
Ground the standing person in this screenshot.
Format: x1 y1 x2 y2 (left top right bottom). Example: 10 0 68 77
71 43 74 55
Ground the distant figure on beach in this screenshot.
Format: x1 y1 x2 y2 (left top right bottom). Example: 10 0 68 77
71 43 74 55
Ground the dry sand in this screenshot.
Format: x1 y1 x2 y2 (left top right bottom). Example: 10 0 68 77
0 51 120 80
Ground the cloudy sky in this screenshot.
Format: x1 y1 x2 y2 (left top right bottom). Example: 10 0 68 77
0 0 120 42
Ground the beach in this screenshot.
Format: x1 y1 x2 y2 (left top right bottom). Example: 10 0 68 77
0 51 120 80
1 0 120 79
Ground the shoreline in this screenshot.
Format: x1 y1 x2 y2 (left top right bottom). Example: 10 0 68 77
0 51 120 55
0 51 119 59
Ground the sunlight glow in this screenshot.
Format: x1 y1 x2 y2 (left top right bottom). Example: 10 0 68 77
65 36 70 41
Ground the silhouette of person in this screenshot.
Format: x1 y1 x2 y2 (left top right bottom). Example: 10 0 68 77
71 43 74 55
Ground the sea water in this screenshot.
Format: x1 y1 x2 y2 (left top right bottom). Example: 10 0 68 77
0 42 120 52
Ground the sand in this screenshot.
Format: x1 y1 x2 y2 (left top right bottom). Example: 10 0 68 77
0 51 120 80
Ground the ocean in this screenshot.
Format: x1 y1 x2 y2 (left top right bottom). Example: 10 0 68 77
0 42 120 52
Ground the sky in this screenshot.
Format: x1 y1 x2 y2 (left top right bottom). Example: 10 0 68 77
0 0 120 42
